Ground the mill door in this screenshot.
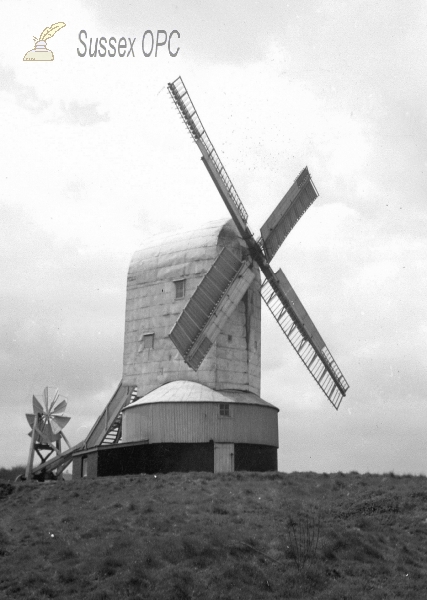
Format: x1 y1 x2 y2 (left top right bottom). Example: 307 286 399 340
214 443 235 473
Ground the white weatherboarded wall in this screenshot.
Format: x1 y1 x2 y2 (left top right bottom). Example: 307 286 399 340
122 401 278 447
122 219 261 397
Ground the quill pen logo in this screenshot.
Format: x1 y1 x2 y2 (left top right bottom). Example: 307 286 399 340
23 22 66 61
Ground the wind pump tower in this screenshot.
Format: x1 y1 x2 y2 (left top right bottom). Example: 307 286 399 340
40 76 350 479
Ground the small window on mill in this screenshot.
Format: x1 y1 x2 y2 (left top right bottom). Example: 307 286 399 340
174 279 185 299
82 456 88 478
219 403 230 417
143 333 154 349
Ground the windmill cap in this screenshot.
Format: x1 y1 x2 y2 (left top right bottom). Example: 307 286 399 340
128 218 250 278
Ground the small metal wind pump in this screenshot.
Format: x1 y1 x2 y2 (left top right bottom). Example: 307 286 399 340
25 387 71 479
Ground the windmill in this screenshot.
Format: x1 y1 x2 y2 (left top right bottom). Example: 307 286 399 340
33 76 351 479
167 76 349 410
25 387 71 480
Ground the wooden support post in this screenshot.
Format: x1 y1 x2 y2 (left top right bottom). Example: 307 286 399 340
61 430 71 449
25 413 39 480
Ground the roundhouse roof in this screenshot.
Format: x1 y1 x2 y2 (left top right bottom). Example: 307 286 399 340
123 381 278 411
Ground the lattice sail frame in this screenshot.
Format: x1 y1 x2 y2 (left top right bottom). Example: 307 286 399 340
168 76 349 410
168 77 248 230
261 278 349 409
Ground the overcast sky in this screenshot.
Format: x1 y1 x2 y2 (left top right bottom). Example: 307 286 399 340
1 1 426 474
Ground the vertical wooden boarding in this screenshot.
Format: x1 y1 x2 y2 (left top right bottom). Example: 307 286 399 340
214 443 235 473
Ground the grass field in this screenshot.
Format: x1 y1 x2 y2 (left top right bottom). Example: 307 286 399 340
1 470 427 599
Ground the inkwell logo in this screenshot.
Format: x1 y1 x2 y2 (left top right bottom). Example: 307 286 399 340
23 22 66 61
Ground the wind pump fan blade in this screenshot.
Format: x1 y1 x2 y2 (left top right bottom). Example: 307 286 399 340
50 415 71 435
26 413 36 428
32 395 44 415
44 387 60 410
51 398 67 414
38 420 58 444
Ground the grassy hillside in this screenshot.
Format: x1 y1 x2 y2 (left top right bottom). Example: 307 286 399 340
1 471 427 599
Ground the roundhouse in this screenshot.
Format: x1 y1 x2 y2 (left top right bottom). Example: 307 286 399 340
121 380 278 472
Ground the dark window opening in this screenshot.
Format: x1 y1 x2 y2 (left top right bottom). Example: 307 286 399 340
174 279 185 299
219 403 230 417
143 333 154 349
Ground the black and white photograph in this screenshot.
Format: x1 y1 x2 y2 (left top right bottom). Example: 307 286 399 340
1 2 426 598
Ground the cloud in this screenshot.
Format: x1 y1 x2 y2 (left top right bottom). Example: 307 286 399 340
59 100 109 125
0 61 109 125
0 63 49 113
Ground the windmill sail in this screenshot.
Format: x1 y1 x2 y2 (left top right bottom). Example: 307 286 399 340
168 75 349 409
261 270 349 409
260 167 318 262
168 77 249 236
170 247 255 370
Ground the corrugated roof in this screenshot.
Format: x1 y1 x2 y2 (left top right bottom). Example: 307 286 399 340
123 380 278 411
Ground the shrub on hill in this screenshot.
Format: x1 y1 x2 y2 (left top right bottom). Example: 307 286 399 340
0 466 25 481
